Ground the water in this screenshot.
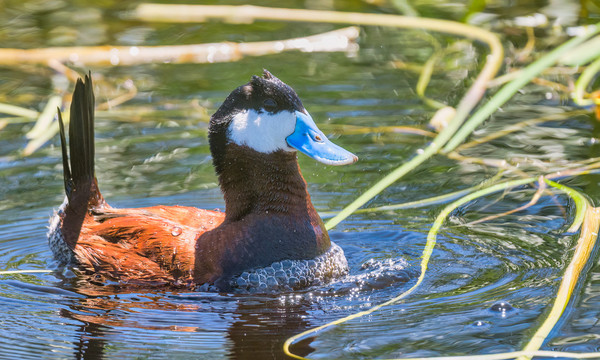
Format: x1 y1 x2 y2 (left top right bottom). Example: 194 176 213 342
1 0 600 358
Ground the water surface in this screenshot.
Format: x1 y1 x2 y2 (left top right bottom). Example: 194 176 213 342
1 0 600 359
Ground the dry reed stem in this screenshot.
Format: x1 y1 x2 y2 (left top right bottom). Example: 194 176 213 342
0 26 359 66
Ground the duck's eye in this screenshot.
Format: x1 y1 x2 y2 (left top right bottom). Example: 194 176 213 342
314 134 323 142
263 98 277 112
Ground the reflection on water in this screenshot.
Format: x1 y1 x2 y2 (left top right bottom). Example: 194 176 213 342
1 0 600 359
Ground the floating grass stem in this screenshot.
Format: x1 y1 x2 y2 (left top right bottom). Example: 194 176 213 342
290 176 600 359
517 181 599 360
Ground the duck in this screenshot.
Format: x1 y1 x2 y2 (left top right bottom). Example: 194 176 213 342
48 70 358 291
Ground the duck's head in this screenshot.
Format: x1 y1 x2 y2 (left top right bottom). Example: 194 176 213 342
209 70 357 174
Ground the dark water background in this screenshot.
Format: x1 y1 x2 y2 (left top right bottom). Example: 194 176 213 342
1 0 600 358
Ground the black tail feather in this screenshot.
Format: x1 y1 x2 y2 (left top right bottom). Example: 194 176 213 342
55 73 103 250
57 73 102 210
68 74 95 197
57 109 72 195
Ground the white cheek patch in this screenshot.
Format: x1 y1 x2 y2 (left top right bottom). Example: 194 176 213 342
227 109 297 153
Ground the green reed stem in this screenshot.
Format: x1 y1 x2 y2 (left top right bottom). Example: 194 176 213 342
345 170 505 214
574 55 600 106
515 180 598 360
544 179 588 233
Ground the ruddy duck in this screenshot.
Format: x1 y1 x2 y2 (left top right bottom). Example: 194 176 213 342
48 70 357 291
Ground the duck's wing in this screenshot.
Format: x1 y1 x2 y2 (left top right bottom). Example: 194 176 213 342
72 206 225 284
73 234 179 284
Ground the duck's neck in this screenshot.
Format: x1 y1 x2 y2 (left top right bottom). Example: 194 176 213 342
217 143 314 222
200 142 330 284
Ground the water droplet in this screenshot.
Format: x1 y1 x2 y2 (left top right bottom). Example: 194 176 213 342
490 301 515 314
171 227 182 236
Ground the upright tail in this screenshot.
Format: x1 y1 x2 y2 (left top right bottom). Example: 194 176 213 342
55 73 105 249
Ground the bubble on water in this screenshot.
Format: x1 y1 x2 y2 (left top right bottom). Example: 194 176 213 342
490 301 516 316
464 320 492 332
